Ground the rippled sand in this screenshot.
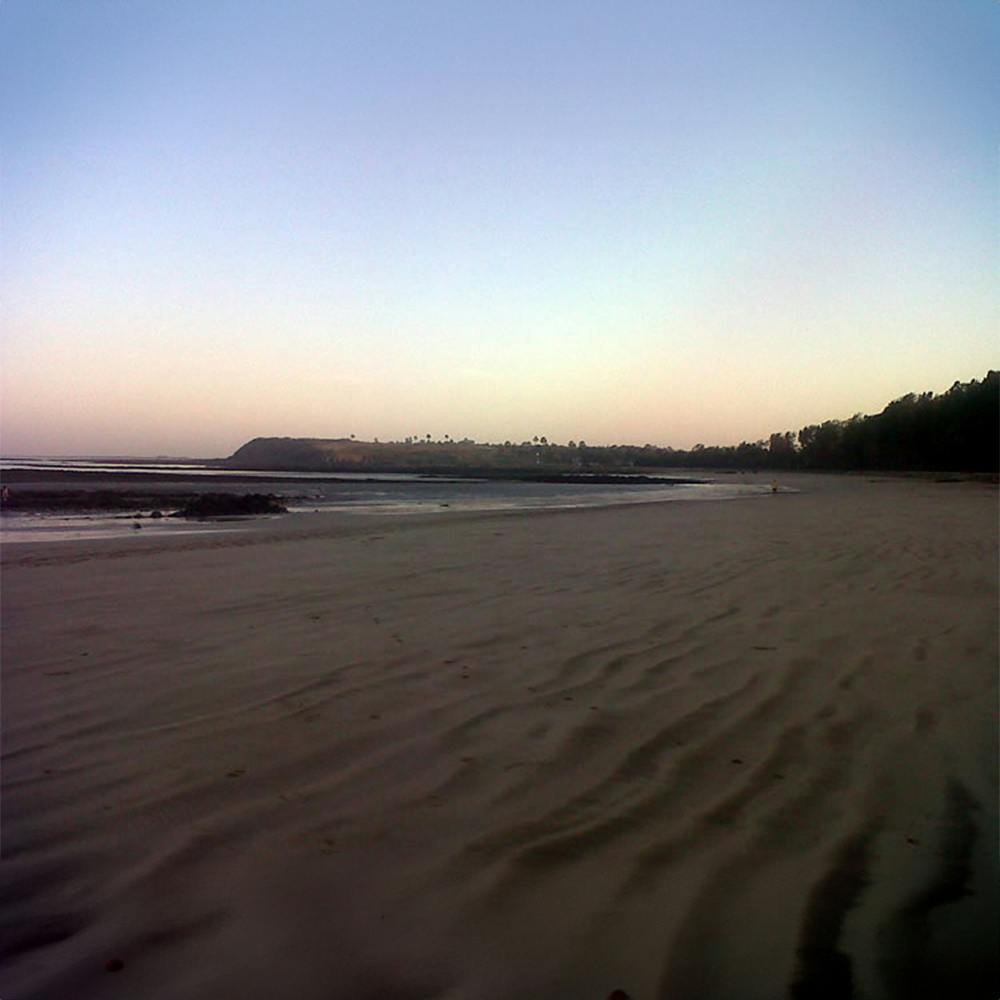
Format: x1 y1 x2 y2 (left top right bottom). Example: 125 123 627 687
2 474 997 999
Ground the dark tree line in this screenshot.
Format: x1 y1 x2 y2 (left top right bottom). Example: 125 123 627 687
795 372 998 472
637 371 997 473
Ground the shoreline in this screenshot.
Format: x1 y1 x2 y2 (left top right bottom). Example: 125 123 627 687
2 465 991 521
1 471 994 560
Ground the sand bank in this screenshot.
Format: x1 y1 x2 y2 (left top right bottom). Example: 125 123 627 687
2 474 996 999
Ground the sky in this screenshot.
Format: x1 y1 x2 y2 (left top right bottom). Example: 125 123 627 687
2 1 997 458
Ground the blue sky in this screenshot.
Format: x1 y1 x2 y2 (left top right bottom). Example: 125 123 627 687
2 0 997 456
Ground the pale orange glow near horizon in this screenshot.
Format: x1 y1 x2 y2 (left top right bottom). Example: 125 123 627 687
2 3 996 458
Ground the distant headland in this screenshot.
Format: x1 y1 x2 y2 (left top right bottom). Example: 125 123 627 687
222 372 998 476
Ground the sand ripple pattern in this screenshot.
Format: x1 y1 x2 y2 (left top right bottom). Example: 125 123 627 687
2 475 997 999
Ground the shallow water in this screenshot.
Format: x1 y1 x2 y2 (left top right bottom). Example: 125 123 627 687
1 458 438 481
289 479 780 515
1 482 786 542
0 512 247 544
1 458 791 542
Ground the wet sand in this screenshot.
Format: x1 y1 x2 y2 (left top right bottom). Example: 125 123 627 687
2 473 997 999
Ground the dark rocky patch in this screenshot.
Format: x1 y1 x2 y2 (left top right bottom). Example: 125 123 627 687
170 493 287 518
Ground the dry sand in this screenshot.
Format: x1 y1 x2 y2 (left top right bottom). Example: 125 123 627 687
2 473 997 999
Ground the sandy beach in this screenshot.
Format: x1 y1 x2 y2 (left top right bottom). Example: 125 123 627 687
2 473 996 999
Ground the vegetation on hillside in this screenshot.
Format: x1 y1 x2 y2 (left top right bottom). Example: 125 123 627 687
225 371 998 474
